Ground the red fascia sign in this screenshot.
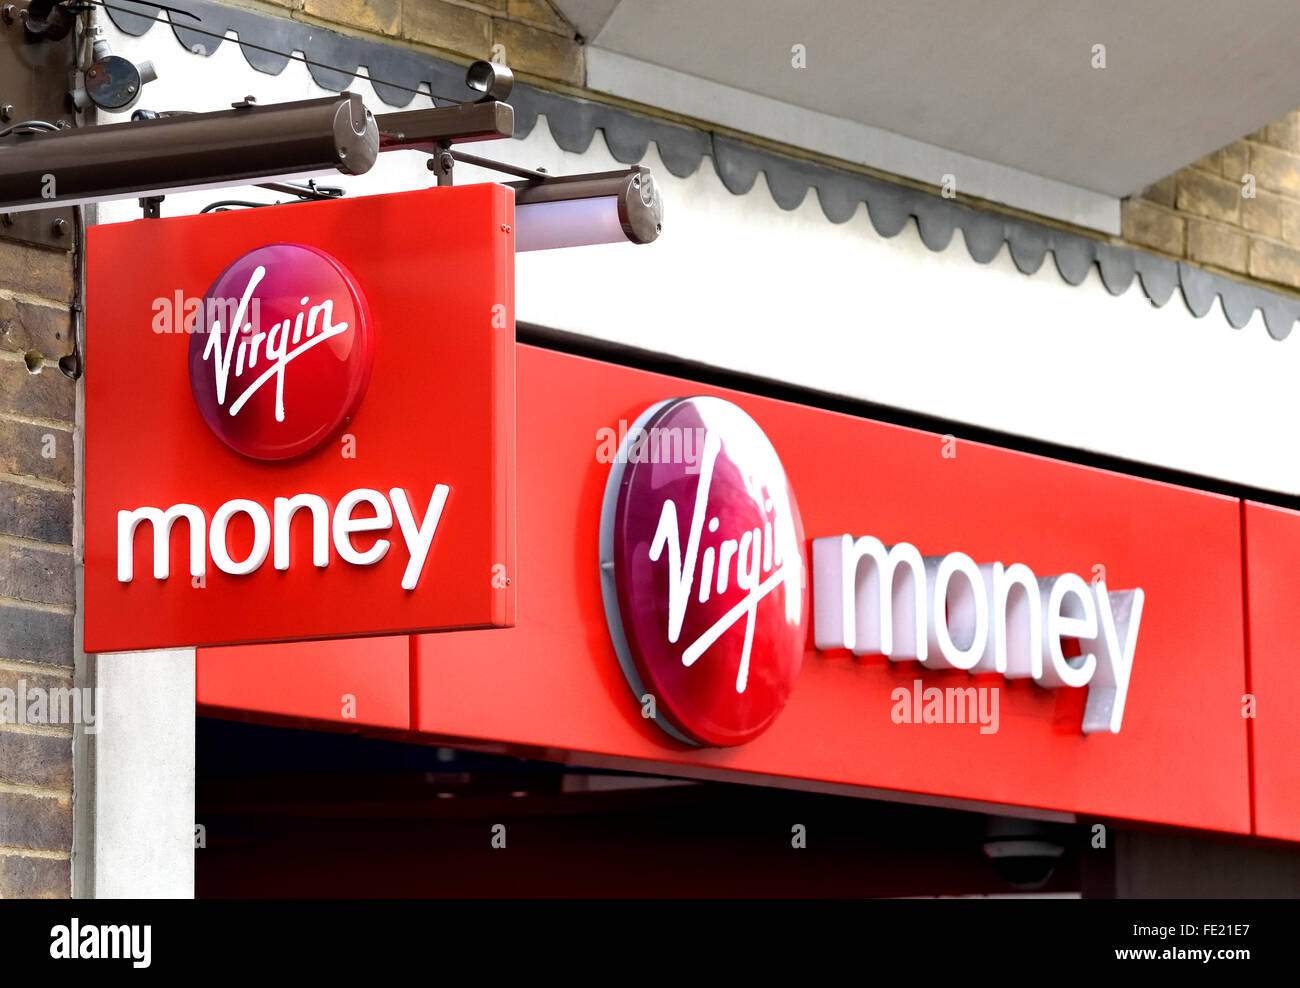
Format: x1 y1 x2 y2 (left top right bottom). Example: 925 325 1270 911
408 346 1249 833
200 345 1253 834
84 184 515 652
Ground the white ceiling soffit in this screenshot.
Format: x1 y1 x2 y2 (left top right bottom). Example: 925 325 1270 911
555 0 1300 234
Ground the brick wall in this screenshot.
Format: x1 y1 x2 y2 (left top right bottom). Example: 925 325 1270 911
278 0 583 86
0 241 77 898
1125 111 1300 292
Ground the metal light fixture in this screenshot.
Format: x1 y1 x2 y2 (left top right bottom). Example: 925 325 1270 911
0 59 517 215
0 54 664 247
510 167 664 250
0 92 379 213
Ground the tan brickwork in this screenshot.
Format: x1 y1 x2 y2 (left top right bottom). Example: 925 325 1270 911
0 239 76 899
1127 108 1300 292
294 0 582 84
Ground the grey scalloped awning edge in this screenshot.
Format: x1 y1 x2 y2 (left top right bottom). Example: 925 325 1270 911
106 0 1300 341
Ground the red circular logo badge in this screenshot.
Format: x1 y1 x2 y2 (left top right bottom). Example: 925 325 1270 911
599 397 808 747
188 243 373 461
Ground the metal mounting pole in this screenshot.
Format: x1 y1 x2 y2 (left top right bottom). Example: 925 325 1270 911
431 141 454 186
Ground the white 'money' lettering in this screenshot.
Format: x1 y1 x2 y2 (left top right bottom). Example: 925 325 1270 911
811 535 1144 734
116 486 450 591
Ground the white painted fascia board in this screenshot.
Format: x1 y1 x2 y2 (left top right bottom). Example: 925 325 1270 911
586 46 1122 235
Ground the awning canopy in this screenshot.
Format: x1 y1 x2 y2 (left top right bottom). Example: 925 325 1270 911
557 0 1300 199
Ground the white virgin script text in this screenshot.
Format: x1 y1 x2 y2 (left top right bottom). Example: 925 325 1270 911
198 265 349 423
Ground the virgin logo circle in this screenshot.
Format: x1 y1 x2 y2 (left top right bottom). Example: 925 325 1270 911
599 397 808 747
187 243 374 461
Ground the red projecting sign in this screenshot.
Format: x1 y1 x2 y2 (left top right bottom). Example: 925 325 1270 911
84 185 515 652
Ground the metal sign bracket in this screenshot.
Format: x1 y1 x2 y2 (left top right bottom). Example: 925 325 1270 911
0 0 77 251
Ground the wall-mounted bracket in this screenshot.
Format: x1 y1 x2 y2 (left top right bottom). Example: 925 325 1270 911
18 0 79 42
375 98 513 154
0 0 76 250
